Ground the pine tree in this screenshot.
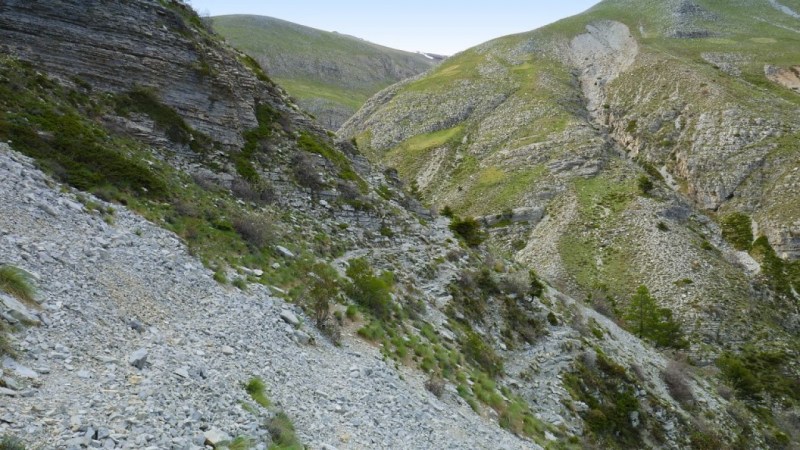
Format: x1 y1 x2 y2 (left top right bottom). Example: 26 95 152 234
624 285 687 349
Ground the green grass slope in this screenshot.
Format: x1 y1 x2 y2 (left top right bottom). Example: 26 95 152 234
211 15 438 130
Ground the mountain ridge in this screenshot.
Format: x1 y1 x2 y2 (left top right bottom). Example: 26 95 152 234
211 14 439 130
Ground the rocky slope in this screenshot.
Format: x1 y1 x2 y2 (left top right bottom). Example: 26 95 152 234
0 0 798 449
341 0 800 349
0 146 534 449
211 15 439 130
342 1 800 445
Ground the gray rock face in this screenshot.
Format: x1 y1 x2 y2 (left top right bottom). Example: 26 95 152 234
0 0 272 151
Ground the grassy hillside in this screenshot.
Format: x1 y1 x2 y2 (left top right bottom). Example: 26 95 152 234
212 15 438 129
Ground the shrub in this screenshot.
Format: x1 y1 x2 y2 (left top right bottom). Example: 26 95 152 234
528 270 545 298
720 212 753 251
0 266 35 304
231 178 275 205
638 175 654 195
662 361 694 405
291 153 325 190
232 277 247 291
232 215 274 249
245 377 270 407
0 435 26 450
213 269 227 285
449 216 486 247
345 258 394 320
425 376 446 398
440 205 455 218
267 412 303 450
462 330 503 377
308 263 337 326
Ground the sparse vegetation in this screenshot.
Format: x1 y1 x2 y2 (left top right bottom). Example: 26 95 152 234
344 258 394 321
0 435 26 450
449 216 486 247
0 265 35 305
721 212 753 251
565 350 644 448
267 412 303 450
638 175 654 195
662 361 695 405
114 87 210 152
717 347 800 403
245 377 270 408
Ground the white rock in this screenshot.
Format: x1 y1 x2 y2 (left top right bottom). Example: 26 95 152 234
276 246 295 258
280 310 300 327
204 428 231 445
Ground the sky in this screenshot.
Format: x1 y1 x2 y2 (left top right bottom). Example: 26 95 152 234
186 1 600 55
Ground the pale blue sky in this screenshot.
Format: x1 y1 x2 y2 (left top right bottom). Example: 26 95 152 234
188 1 600 55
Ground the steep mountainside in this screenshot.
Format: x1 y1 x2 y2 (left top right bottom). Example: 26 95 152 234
343 0 800 444
0 0 798 449
212 15 439 130
342 0 800 342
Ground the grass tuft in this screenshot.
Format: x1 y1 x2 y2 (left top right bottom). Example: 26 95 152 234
0 265 35 305
267 412 303 450
245 377 270 408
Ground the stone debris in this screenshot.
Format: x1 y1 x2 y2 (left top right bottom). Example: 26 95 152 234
0 147 537 449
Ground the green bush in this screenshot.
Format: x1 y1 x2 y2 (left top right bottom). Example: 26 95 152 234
236 103 279 182
232 277 248 291
304 262 340 327
717 347 800 403
0 266 35 304
721 212 753 251
297 132 365 190
462 330 503 377
529 270 544 298
345 258 394 320
750 236 792 296
638 175 654 195
267 412 303 450
564 351 643 448
0 435 26 450
245 377 270 407
449 216 486 247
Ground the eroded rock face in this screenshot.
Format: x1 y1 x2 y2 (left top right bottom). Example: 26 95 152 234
0 0 273 150
569 21 638 117
765 65 800 93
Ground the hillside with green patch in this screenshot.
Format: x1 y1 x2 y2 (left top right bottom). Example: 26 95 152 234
211 15 439 129
343 1 800 443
